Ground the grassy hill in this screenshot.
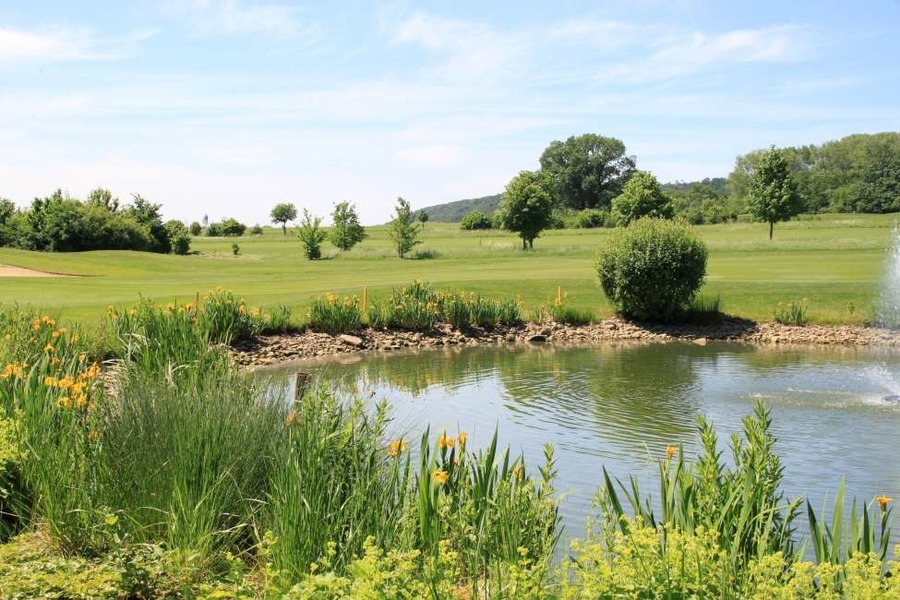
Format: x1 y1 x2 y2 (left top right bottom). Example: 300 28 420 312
418 194 501 222
0 213 892 326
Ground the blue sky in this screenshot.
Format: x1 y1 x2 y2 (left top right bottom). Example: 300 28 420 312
1 1 898 225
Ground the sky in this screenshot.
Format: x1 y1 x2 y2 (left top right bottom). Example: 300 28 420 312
1 1 898 225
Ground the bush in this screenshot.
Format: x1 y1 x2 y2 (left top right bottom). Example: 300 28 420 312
574 209 609 229
460 211 493 230
597 218 707 321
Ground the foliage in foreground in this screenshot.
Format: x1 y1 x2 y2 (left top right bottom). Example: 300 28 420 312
597 217 708 321
0 300 559 596
307 281 523 334
1 300 898 598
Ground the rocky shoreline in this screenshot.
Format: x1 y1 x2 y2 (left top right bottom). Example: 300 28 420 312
232 316 900 367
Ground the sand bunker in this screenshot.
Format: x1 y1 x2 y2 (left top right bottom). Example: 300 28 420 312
0 264 71 278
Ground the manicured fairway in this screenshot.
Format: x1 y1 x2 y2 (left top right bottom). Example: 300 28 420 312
0 213 894 326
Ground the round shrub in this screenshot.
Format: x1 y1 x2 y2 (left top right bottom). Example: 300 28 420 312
575 208 610 229
460 211 493 230
597 218 707 321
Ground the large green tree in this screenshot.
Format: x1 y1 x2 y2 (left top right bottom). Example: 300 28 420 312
388 197 421 258
329 201 367 250
539 134 636 211
270 202 298 235
497 170 555 249
611 171 674 226
747 147 801 239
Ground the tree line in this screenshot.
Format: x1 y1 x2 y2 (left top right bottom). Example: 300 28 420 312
0 189 192 255
464 131 897 247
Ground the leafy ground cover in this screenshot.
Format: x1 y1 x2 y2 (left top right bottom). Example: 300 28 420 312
0 213 893 327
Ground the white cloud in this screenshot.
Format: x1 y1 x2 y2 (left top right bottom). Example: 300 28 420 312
0 26 153 63
609 24 812 82
391 12 528 80
166 0 315 38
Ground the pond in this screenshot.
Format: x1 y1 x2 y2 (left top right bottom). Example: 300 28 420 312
263 341 900 546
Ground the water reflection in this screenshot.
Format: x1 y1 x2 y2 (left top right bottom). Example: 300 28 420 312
262 342 900 544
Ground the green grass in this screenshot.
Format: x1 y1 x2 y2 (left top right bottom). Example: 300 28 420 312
0 213 895 326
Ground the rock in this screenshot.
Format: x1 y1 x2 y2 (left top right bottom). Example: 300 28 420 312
337 334 364 348
528 334 547 343
693 337 708 346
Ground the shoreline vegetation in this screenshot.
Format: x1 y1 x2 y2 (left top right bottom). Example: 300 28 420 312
0 291 898 597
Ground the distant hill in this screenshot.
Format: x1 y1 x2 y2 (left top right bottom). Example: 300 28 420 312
417 194 501 223
419 177 728 223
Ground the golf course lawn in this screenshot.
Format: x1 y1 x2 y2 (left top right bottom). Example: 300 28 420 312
0 213 893 327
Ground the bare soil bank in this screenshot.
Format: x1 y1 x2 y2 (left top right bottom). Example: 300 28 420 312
0 264 71 277
233 317 900 367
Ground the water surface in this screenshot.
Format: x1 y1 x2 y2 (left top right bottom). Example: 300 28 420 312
264 342 900 545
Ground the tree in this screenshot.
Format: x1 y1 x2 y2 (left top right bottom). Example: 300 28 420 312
297 209 327 259
270 202 298 235
125 194 170 253
539 134 636 211
747 147 801 239
329 201 367 250
165 220 192 255
597 218 707 321
417 209 429 228
611 171 674 226
87 188 119 212
497 170 555 249
189 221 202 236
389 197 421 258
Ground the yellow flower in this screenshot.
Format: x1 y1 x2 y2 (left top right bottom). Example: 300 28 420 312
58 376 75 389
74 393 88 409
44 342 55 353
44 376 58 387
1 362 25 379
458 432 468 447
387 439 409 458
51 330 60 338
432 470 449 485
876 495 892 511
57 396 72 409
42 316 56 327
666 445 678 460
50 357 60 365
438 432 456 450
89 430 102 441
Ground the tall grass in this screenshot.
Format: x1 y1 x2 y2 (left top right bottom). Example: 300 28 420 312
363 281 521 331
265 389 412 581
415 428 561 596
307 293 362 334
600 402 802 585
94 355 281 556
